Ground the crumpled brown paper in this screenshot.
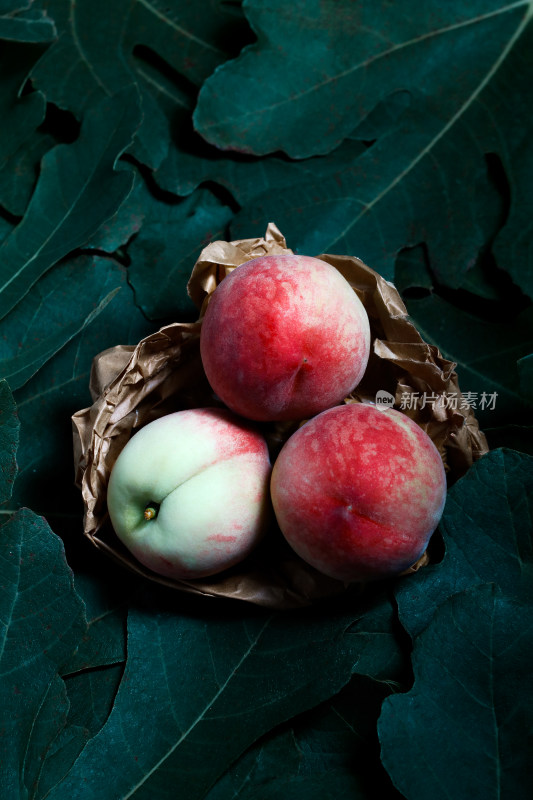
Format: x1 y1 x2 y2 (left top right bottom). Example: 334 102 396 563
72 223 488 608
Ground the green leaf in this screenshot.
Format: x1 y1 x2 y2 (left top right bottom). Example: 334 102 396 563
379 583 533 799
10 256 153 517
395 448 533 639
402 294 533 426
206 729 312 800
230 98 514 291
0 216 13 245
393 239 512 303
127 186 233 320
229 116 491 288
156 139 308 200
64 663 125 739
207 677 399 800
84 167 147 253
31 0 250 169
0 0 27 9
0 129 55 218
492 99 533 299
154 116 369 202
195 0 530 158
345 586 408 684
0 42 47 216
0 255 122 391
228 6 533 298
31 727 88 800
64 572 127 674
0 508 86 799
155 82 405 200
0 378 19 504
34 727 88 800
22 673 87 800
393 244 434 295
0 86 141 321
46 600 362 799
155 85 406 201
156 86 408 203
0 1 56 42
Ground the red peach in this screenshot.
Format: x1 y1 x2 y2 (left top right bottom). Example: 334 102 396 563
199 254 370 421
270 403 447 581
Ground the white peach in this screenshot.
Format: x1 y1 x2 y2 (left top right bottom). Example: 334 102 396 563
107 408 272 579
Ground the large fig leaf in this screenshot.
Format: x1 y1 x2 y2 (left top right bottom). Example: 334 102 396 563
155 107 372 200
21 673 87 800
227 5 533 298
84 168 147 253
127 186 232 319
0 42 47 216
344 586 408 684
155 86 406 200
63 571 128 674
0 87 141 321
31 0 251 169
206 677 399 800
0 129 55 219
379 583 533 799
64 663 125 740
0 509 86 799
85 163 233 322
45 600 365 799
0 256 122 391
195 0 530 158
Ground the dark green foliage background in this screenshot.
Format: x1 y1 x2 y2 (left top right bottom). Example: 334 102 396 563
1 1 532 798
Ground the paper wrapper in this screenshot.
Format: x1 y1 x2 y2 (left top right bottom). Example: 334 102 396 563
72 223 489 609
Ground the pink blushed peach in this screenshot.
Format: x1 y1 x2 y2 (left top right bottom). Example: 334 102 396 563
199 254 371 422
106 408 272 580
270 403 447 582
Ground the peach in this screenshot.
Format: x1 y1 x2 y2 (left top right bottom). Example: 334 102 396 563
270 403 447 582
199 254 370 421
106 408 272 580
